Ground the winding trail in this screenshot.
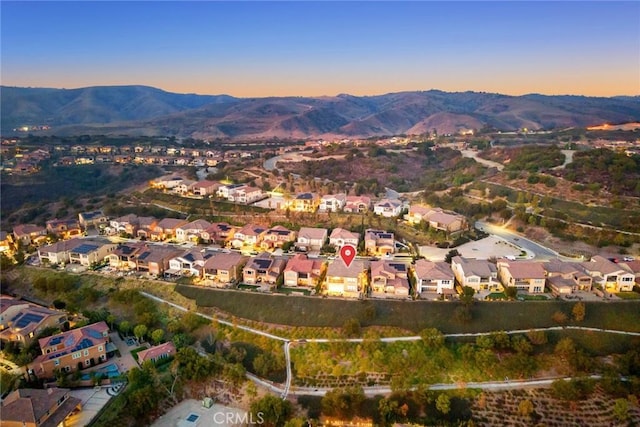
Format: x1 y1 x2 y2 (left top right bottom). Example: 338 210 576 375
141 291 640 399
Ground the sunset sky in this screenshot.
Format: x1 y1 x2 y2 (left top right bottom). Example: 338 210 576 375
2 1 639 97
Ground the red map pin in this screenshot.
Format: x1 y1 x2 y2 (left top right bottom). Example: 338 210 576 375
339 245 357 268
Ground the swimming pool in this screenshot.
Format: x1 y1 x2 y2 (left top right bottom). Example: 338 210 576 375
80 363 121 381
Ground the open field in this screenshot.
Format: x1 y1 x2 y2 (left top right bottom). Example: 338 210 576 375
176 285 640 334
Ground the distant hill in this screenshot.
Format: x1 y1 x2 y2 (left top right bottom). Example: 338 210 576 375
2 85 639 139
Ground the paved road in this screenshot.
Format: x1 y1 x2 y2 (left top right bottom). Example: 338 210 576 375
460 150 504 171
475 220 565 261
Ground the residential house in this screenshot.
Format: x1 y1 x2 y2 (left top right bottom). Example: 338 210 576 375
149 218 189 241
242 252 287 287
413 259 455 295
13 224 47 246
319 194 347 212
373 199 403 218
201 222 237 245
176 180 196 195
370 260 410 298
289 192 320 213
404 205 432 224
68 240 116 266
423 208 468 234
451 256 500 292
296 227 328 252
175 219 213 243
619 260 640 286
497 260 546 293
230 224 267 249
135 245 184 276
29 321 111 379
261 225 296 250
581 255 635 292
135 217 159 240
37 238 85 265
343 196 371 213
0 231 13 253
202 252 246 286
137 342 176 365
283 254 324 288
229 186 264 204
150 176 183 190
364 229 395 256
324 259 367 298
167 249 214 277
78 210 108 229
1 387 82 427
106 242 147 270
0 300 67 346
107 214 140 236
329 228 360 250
217 183 245 199
189 180 219 196
45 218 82 239
544 259 593 295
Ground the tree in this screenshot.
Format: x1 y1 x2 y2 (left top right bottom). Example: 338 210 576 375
459 286 475 305
517 399 534 418
119 320 131 336
250 394 293 427
106 314 116 331
572 302 586 322
322 386 365 419
504 286 518 300
342 318 361 338
151 329 165 345
613 398 630 422
133 324 148 342
555 337 576 361
444 249 460 264
552 310 568 324
420 328 444 348
435 393 451 415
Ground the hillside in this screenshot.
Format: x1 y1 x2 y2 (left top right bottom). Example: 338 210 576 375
2 86 640 139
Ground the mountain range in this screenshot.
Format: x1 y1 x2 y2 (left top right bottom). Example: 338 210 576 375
2 85 640 139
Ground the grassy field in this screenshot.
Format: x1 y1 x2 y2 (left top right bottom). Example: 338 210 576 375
175 285 640 334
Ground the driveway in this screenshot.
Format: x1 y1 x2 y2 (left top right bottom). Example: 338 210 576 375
66 387 112 427
109 332 140 372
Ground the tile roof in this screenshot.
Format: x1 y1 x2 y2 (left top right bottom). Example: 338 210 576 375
1 387 80 426
36 321 109 363
204 252 245 271
137 342 176 363
327 259 366 278
298 227 328 240
414 260 454 280
499 261 546 279
452 256 497 278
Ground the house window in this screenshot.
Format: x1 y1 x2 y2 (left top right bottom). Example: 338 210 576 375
85 359 91 366
63 366 71 373
72 352 81 359
83 349 89 356
55 359 60 366
98 345 104 352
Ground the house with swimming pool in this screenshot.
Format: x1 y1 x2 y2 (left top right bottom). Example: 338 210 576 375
28 321 115 380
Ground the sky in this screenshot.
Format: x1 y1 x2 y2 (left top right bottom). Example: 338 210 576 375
1 1 639 97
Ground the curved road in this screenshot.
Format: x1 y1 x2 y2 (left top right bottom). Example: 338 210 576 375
142 292 640 399
475 220 568 261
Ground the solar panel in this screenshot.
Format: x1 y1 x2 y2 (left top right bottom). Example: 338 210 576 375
15 313 44 328
253 259 272 269
50 336 64 345
87 329 103 339
72 244 99 255
64 335 75 348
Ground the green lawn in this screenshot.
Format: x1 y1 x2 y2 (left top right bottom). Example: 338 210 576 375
615 292 640 300
175 285 640 334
